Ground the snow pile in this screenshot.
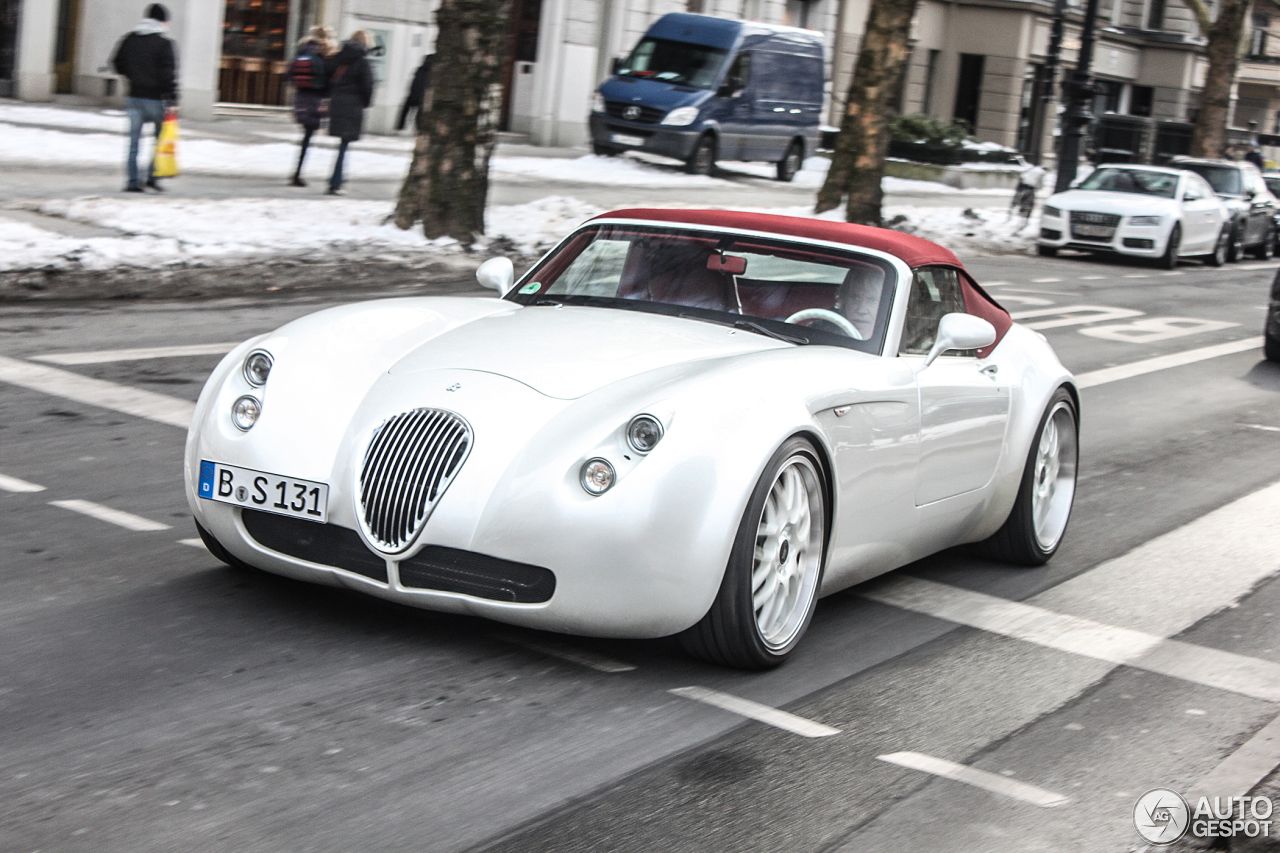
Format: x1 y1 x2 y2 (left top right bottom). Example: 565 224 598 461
0 195 609 271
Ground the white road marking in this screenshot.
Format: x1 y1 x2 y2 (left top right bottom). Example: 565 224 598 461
669 686 840 737
864 578 1280 703
1074 337 1264 388
1242 423 1280 432
1189 713 1280 801
1078 317 1238 344
49 499 172 532
878 751 1069 807
0 473 45 493
1159 270 1184 276
981 281 1012 287
178 538 206 549
32 342 239 365
1011 305 1145 330
1031 277 1062 283
992 295 1056 307
1080 275 1107 280
495 634 635 673
0 355 194 428
1122 274 1150 279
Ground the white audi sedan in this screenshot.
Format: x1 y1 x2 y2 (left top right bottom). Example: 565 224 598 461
1037 165 1230 268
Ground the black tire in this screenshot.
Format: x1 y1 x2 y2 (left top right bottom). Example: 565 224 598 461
973 388 1078 566
686 133 716 176
1204 227 1228 267
591 142 618 157
1158 224 1181 270
1036 244 1058 257
679 437 828 669
1253 223 1277 260
195 519 255 571
1226 221 1245 262
776 140 803 182
1266 313 1280 362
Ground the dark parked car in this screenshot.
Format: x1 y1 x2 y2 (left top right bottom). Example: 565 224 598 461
1171 157 1278 261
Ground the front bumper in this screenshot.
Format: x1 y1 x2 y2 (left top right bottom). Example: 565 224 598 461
589 112 701 161
1037 214 1171 257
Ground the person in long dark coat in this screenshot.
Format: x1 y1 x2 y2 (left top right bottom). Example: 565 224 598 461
287 26 335 187
396 54 433 132
325 30 375 195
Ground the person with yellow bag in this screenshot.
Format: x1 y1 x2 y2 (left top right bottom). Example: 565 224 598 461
153 108 179 179
111 3 178 192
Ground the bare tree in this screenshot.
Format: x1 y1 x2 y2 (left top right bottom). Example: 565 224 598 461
1182 0 1252 158
394 0 513 244
815 0 920 225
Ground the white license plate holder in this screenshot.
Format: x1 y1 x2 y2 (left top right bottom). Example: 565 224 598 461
611 133 645 147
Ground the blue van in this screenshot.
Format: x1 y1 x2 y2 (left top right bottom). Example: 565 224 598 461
589 13 825 182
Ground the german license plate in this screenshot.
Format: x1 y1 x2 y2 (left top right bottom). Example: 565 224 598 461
611 133 645 147
197 460 328 523
1074 224 1114 238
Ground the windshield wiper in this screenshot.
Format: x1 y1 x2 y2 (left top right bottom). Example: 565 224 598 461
678 312 808 344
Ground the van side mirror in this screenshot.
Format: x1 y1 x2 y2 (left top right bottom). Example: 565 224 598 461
476 257 515 295
922 313 997 368
611 56 623 75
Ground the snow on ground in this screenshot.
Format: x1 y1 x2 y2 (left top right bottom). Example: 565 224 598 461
0 103 129 132
1 192 1036 273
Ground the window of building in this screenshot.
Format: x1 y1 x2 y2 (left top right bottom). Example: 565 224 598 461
687 0 706 11
1094 79 1123 114
923 49 940 114
742 0 763 19
1130 85 1154 117
785 0 814 27
1016 63 1044 153
1146 0 1166 30
1251 13 1270 56
953 54 985 132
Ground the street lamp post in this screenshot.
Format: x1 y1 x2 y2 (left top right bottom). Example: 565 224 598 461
1054 0 1102 191
1028 0 1068 166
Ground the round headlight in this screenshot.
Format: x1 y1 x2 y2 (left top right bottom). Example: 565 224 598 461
580 458 615 495
626 415 664 454
243 350 273 386
231 395 261 431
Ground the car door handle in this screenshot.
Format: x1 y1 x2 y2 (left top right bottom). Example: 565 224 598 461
980 364 999 378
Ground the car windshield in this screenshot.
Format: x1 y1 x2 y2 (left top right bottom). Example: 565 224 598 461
617 38 728 88
1076 168 1179 198
1180 163 1242 196
506 224 899 353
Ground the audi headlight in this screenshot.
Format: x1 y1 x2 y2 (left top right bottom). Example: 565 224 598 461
242 349 273 386
1129 215 1163 226
231 395 261 431
626 415 664 454
580 458 615 495
660 107 699 127
1042 205 1062 218
592 92 605 113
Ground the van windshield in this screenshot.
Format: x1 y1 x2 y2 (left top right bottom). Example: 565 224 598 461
618 38 728 89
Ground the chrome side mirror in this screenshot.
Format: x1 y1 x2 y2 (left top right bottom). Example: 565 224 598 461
476 257 515 295
922 313 997 368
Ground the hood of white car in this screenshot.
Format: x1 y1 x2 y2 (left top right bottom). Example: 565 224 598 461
388 304 789 399
1047 190 1179 216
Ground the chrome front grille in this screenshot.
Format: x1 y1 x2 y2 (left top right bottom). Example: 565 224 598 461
1069 210 1122 242
358 408 472 552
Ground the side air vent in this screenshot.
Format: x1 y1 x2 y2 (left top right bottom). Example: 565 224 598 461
358 408 472 553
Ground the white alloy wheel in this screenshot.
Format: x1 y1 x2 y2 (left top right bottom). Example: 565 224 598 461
752 455 824 650
1030 399 1077 552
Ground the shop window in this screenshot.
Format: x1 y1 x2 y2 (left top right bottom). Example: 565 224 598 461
953 54 985 133
1130 85 1153 117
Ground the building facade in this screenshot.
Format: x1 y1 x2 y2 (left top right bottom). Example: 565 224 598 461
0 0 1250 164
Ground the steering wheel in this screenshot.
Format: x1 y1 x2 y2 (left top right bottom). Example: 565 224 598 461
784 308 865 340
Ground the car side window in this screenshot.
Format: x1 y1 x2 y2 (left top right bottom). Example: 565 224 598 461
899 266 968 356
723 52 750 95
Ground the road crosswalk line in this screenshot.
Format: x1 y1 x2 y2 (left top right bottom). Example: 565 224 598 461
878 752 1069 807
32 342 239 365
0 354 194 428
49 499 172 532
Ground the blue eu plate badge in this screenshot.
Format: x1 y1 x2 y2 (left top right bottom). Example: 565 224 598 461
198 460 215 498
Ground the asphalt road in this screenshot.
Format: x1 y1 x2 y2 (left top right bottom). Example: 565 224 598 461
2 250 1279 852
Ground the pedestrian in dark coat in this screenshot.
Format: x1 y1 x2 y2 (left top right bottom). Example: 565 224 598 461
325 31 375 195
111 3 178 192
396 54 433 132
287 26 336 187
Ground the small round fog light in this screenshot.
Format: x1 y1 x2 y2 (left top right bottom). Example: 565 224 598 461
626 415 663 454
243 350 273 386
231 395 261 431
580 458 615 495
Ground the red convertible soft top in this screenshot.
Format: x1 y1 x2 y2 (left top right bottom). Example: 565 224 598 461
595 208 963 269
593 208 1012 357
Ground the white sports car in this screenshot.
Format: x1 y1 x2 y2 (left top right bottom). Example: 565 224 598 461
1037 164 1230 268
186 209 1079 669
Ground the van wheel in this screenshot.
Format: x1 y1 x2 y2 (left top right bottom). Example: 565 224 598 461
686 134 716 176
776 140 803 182
1036 245 1058 257
591 142 618 157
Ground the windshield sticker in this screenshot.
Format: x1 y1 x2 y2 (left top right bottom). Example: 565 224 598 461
519 281 543 295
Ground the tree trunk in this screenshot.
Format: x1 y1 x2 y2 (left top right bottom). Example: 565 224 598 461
1186 0 1250 158
394 0 513 244
815 0 920 225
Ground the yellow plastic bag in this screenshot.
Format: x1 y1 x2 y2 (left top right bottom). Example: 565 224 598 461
153 109 180 178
